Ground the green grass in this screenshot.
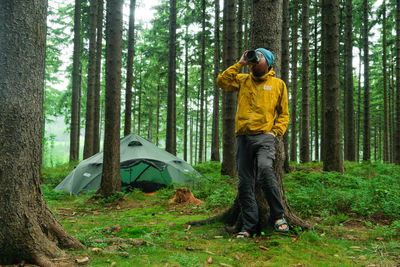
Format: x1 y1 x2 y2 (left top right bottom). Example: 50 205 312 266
42 161 400 266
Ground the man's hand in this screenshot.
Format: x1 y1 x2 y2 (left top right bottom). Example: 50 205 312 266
239 51 248 65
266 132 276 137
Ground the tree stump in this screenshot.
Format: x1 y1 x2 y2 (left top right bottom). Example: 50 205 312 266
186 137 309 233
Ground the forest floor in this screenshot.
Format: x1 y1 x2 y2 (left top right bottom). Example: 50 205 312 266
27 161 400 266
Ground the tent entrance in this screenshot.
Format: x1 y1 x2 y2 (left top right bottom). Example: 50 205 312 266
121 161 172 193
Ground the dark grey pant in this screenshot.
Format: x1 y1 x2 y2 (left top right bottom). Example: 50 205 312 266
236 133 284 233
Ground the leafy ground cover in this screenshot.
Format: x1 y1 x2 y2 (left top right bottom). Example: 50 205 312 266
39 161 400 266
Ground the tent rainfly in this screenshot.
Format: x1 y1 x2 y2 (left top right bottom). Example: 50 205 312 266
55 134 202 194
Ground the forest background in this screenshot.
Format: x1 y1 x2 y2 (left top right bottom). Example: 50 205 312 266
44 0 398 169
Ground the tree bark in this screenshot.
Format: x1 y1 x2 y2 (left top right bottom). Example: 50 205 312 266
198 0 206 163
362 0 371 162
300 0 310 163
211 0 221 162
382 0 389 163
221 0 237 177
93 0 104 153
344 0 355 161
290 0 299 163
70 0 82 162
395 0 400 164
313 4 319 162
83 0 98 159
282 0 290 171
0 0 84 265
166 0 177 155
124 0 136 136
184 0 190 161
97 0 123 197
322 0 344 172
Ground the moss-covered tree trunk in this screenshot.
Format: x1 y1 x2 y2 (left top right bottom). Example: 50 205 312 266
0 0 84 265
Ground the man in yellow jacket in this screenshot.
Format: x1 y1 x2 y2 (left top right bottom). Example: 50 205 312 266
217 48 289 237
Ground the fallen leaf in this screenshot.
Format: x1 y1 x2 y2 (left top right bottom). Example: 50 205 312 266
75 257 90 264
259 246 270 251
359 255 367 260
214 236 223 239
350 246 361 249
234 254 241 260
376 237 384 241
167 222 175 227
92 211 99 215
184 225 191 232
207 257 213 264
334 254 339 257
116 205 121 210
205 250 215 255
110 262 117 267
295 264 303 267
219 263 232 267
90 247 102 253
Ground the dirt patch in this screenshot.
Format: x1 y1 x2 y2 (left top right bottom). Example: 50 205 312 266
169 188 204 205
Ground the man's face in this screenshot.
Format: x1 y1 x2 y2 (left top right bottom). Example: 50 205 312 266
250 52 269 77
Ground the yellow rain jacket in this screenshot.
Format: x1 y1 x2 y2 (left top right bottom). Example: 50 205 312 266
216 62 289 136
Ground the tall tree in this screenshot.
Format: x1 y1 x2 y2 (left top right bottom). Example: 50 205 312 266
70 0 82 162
282 0 290 171
189 0 309 233
344 0 355 161
83 0 98 159
97 0 123 197
124 0 137 136
166 0 177 155
184 0 190 161
198 0 206 163
382 0 389 163
300 0 310 163
211 0 221 162
313 2 319 161
362 0 371 162
322 0 344 172
395 0 400 164
221 0 237 177
290 0 299 162
93 0 104 153
0 0 84 264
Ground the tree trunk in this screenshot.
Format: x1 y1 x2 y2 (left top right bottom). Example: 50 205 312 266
320 0 326 163
83 0 98 159
344 0 355 161
300 0 310 163
211 0 221 162
97 0 123 197
282 0 290 171
124 0 136 136
313 4 319 162
190 0 308 234
198 0 206 163
395 0 400 164
184 0 190 161
221 0 237 177
362 0 371 162
166 0 177 155
382 0 389 163
290 0 299 163
0 1 84 265
322 0 344 173
93 0 104 153
70 0 82 162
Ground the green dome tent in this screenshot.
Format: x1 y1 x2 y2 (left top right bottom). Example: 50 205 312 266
55 134 202 194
